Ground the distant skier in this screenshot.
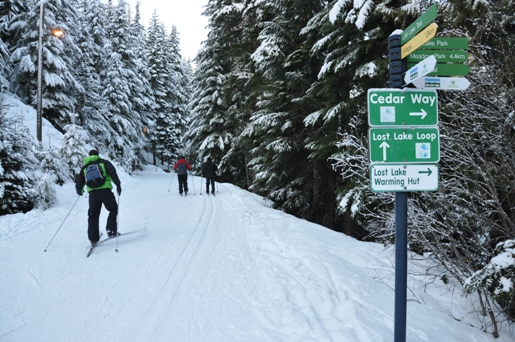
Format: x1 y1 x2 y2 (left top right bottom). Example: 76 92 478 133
202 157 218 195
75 150 122 246
173 156 192 196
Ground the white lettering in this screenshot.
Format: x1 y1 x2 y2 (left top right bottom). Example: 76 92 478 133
394 132 413 140
416 132 437 141
370 93 406 105
372 132 391 141
410 93 435 107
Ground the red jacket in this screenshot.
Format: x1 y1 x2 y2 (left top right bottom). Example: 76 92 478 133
174 158 192 175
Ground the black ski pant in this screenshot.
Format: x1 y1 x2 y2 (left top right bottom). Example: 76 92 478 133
205 177 215 193
177 174 188 194
88 188 118 242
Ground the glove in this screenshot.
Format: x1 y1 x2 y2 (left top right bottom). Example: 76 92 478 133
117 187 122 196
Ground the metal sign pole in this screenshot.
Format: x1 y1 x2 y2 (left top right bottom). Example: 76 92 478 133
388 33 408 342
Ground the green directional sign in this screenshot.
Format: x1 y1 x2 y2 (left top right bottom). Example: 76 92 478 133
370 163 439 192
419 37 469 50
407 50 468 63
408 63 470 76
368 127 440 163
368 89 438 126
400 4 438 45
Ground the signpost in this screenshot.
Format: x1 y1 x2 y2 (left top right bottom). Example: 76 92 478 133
382 5 449 342
412 77 470 90
370 164 439 192
369 127 440 163
368 89 438 126
404 55 436 84
401 22 438 59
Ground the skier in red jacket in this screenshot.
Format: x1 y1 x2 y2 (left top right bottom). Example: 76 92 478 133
173 156 192 196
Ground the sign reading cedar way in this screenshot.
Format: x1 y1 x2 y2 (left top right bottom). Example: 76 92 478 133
85 162 106 188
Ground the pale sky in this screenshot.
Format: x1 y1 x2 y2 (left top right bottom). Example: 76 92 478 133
124 0 209 61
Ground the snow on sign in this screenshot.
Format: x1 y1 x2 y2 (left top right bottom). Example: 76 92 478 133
370 164 439 192
368 88 438 126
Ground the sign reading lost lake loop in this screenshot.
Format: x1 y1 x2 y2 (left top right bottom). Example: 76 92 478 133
368 127 440 163
368 89 438 126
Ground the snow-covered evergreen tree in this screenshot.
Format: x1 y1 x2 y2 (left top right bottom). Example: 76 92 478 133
9 0 83 128
100 0 148 171
59 123 87 179
145 12 173 165
186 40 229 172
243 0 326 219
305 0 397 232
464 239 515 318
186 0 253 186
36 172 57 210
71 0 111 148
0 86 38 215
35 144 68 185
165 25 189 164
0 0 28 88
129 1 155 149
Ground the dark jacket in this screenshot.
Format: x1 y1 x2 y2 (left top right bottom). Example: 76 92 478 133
202 160 218 178
76 155 121 195
174 158 192 175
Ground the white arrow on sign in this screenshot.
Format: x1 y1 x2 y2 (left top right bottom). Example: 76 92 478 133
404 55 437 85
412 76 470 90
409 108 427 119
379 141 390 161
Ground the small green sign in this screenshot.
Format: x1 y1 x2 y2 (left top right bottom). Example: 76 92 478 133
408 63 470 76
369 127 440 163
407 50 468 63
368 89 438 126
419 37 469 50
401 4 438 45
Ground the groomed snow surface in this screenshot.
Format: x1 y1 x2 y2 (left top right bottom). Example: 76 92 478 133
1 166 513 341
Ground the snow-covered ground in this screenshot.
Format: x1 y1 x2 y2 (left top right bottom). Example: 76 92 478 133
1 93 513 341
0 168 513 341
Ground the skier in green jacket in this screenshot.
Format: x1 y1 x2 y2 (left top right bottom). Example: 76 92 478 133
75 150 122 246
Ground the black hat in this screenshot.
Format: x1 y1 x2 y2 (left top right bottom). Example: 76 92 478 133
207 157 212 161
180 155 185 159
89 149 99 156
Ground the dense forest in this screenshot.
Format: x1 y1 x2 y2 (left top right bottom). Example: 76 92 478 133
1 0 515 336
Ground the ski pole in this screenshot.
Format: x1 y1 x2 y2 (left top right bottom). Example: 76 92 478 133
44 195 81 252
167 172 174 192
200 176 203 195
115 194 120 253
190 172 196 195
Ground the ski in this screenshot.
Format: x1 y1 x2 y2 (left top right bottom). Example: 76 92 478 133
86 231 134 257
86 232 103 257
86 233 120 257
